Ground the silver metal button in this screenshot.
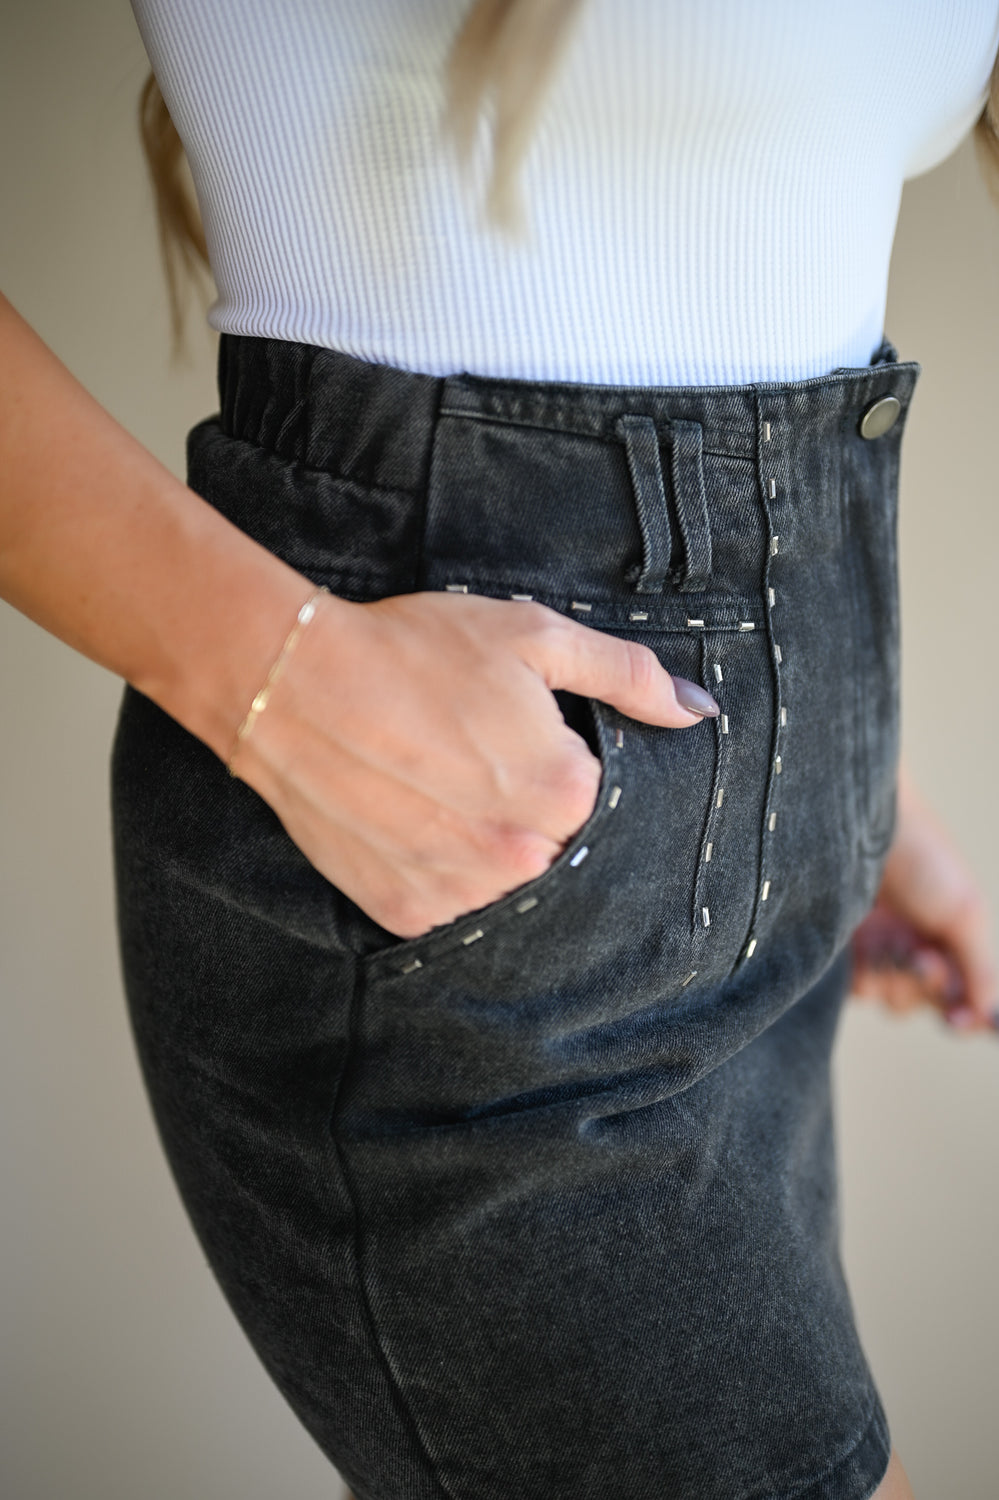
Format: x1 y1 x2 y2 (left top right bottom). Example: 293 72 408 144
858 395 901 440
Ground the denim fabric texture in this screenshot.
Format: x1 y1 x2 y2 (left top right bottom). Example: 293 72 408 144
111 334 919 1500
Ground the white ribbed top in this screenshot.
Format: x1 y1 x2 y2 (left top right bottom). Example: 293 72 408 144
131 0 999 385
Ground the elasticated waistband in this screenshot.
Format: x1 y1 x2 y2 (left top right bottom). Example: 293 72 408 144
217 334 920 492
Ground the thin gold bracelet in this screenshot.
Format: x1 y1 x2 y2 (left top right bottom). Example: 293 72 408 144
227 586 329 777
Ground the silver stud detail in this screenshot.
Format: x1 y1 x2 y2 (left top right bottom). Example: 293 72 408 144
720 714 729 734
511 592 533 602
762 879 771 901
745 937 758 958
687 617 705 629
713 662 723 683
570 845 590 867
571 600 592 614
446 583 469 594
400 957 423 974
615 728 625 749
770 536 780 556
705 842 713 862
763 421 772 442
608 785 622 810
716 787 725 808
516 895 539 914
739 621 755 632
701 906 711 928
768 587 776 606
681 970 698 988
774 644 783 663
780 706 787 726
768 812 777 832
462 928 485 945
629 610 649 622
768 478 777 499
775 755 782 775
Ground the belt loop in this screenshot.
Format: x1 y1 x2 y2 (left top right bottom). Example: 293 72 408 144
669 418 712 593
616 414 672 593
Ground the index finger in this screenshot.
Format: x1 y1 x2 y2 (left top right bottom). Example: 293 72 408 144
516 608 720 729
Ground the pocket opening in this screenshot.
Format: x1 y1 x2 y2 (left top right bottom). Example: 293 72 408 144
358 699 617 975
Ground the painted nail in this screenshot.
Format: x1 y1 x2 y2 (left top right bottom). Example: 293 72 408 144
673 677 721 718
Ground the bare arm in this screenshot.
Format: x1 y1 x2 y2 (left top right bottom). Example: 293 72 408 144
0 291 314 762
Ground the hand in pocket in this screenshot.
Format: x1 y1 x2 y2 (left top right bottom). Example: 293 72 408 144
229 590 718 938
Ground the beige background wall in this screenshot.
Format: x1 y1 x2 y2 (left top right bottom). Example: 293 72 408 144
2 4 997 1497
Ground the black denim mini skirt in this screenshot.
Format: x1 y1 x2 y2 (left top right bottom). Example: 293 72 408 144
111 334 919 1500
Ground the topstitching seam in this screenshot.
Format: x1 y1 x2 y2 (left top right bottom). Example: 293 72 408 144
327 958 460 1500
438 405 756 460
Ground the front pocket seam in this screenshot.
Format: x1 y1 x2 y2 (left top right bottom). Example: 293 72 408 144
690 635 727 944
362 702 625 979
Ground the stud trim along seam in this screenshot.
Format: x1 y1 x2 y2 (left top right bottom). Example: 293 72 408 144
441 584 765 632
392 721 627 975
737 397 791 966
692 633 729 949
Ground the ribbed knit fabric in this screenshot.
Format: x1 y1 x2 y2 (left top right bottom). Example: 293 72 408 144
131 0 999 385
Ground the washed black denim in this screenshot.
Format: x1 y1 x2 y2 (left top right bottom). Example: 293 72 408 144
111 335 919 1500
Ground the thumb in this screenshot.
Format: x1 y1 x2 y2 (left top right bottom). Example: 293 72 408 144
521 613 720 729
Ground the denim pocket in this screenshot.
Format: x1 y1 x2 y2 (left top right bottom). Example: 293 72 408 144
340 660 748 1133
356 644 743 1035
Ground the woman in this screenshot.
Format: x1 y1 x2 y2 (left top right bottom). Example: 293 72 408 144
3 3 998 1497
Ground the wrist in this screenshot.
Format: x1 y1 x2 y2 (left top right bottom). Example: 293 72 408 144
129 502 350 765
0 296 357 758
227 584 330 776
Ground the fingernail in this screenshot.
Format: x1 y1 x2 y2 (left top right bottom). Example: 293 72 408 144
673 677 720 718
989 1009 999 1032
946 1006 976 1029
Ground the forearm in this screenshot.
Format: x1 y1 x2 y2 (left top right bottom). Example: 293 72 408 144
0 292 332 761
